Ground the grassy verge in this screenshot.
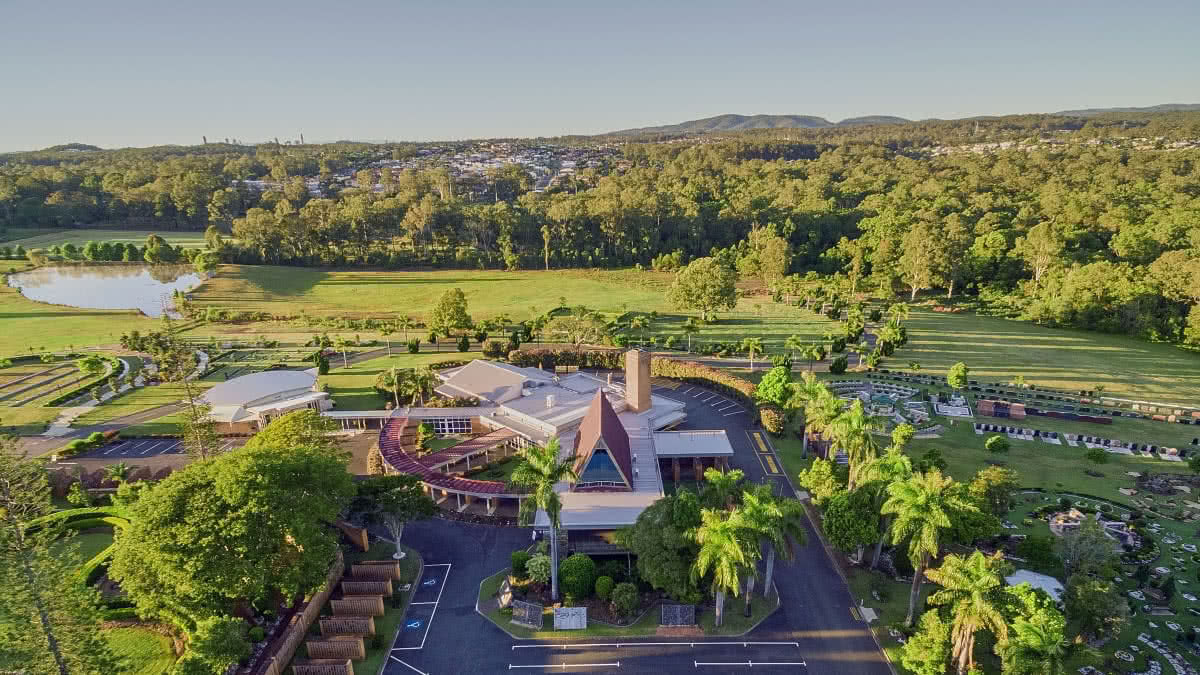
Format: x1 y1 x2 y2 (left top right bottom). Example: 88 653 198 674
117 413 187 437
0 405 63 435
478 570 776 638
73 382 209 426
103 626 176 675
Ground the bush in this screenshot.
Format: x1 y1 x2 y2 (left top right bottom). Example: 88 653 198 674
611 582 638 617
985 435 1010 453
248 626 265 643
759 404 785 434
869 309 883 322
830 337 846 353
596 559 626 583
594 575 614 601
511 551 532 578
100 607 138 621
526 554 552 584
828 355 849 375
558 553 597 600
407 339 420 354
482 339 508 358
457 335 470 352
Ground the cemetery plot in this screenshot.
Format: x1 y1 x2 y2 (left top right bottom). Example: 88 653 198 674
201 347 316 382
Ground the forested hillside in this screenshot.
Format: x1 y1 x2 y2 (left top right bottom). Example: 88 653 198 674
3 112 1200 347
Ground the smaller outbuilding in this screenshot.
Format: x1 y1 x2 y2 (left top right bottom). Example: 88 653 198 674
200 369 329 433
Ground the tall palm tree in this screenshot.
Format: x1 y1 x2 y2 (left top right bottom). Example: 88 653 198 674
402 367 435 407
628 316 648 346
882 470 976 627
737 485 806 603
1000 610 1068 675
397 314 415 342
380 326 394 356
925 551 1012 674
691 508 756 628
389 366 401 408
801 343 826 372
886 302 910 325
333 335 350 368
859 445 913 569
701 467 745 510
740 337 764 372
828 399 879 490
788 372 842 458
784 334 806 364
512 438 578 601
682 318 702 353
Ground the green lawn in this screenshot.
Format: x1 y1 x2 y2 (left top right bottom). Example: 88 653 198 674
72 381 211 427
320 352 483 411
103 627 176 675
892 306 1200 403
49 531 115 567
117 412 187 437
2 228 210 250
0 405 63 435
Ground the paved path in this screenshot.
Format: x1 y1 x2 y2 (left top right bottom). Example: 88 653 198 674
381 381 891 675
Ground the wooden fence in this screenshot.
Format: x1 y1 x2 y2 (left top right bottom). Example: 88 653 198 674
350 561 402 581
256 550 345 675
329 595 385 617
319 616 375 637
340 580 391 597
290 659 353 675
304 636 365 661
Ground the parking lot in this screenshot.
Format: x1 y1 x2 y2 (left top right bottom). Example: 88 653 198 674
75 437 245 459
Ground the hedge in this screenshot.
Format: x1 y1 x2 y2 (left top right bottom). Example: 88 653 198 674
99 607 139 621
649 358 756 407
43 356 121 406
25 507 126 533
507 348 623 370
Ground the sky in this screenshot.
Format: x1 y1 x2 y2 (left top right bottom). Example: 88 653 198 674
2 0 1198 151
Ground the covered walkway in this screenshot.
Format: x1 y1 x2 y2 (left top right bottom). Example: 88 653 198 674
419 427 518 471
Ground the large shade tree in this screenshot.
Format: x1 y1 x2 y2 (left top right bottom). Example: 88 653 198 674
352 474 437 558
667 257 737 322
109 419 354 627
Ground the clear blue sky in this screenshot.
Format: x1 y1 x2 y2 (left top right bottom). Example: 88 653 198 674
3 0 1198 151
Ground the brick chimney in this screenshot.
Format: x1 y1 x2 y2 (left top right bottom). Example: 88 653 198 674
624 349 651 413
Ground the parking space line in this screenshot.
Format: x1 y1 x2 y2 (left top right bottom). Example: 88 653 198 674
389 655 429 675
513 641 801 649
393 563 451 651
102 443 123 456
723 410 744 417
510 664 620 670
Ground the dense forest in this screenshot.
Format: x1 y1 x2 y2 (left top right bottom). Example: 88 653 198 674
2 112 1200 346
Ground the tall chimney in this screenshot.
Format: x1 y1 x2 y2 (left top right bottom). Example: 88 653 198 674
624 349 651 413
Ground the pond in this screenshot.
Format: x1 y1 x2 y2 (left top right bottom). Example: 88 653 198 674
7 264 205 318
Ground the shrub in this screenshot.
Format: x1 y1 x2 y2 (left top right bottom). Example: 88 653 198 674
611 582 638 617
558 553 597 599
511 551 532 578
407 339 420 354
869 309 883 322
828 355 849 375
526 554 552 584
594 575 614 601
830 337 846 353
248 626 265 642
457 335 470 352
759 405 785 434
596 559 626 583
427 331 438 345
985 435 1010 453
100 607 138 621
482 339 508 358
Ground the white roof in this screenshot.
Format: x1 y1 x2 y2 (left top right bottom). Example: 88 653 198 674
534 491 663 530
437 360 549 403
653 430 735 457
201 370 316 406
1006 569 1065 602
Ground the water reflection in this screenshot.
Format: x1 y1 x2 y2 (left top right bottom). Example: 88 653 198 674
7 264 205 318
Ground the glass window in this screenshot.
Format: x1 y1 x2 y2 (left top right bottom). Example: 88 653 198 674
578 449 624 486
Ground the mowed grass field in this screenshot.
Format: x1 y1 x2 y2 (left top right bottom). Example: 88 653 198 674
896 307 1200 402
319 352 484 410
1 228 210 249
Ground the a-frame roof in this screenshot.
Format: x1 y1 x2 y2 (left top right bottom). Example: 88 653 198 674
572 390 633 490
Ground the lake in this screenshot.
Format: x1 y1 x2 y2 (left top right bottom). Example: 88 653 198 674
7 264 205 318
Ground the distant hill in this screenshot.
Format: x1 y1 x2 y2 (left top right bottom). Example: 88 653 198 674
41 143 102 152
1051 103 1200 117
607 113 909 136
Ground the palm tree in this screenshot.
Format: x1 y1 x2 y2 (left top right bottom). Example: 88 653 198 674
402 367 435 407
682 318 701 353
380 326 394 356
788 372 842 459
828 399 879 490
104 462 130 484
740 337 764 372
333 335 349 368
1000 610 1068 675
692 508 757 628
737 485 806 603
881 469 977 627
784 334 806 364
859 445 913 569
628 316 648 346
801 343 826 372
397 314 415 342
925 551 1012 674
512 438 578 601
389 366 401 408
886 302 910 325
701 467 745 510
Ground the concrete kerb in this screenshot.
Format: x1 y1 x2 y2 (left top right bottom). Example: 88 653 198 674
377 543 426 675
757 428 899 675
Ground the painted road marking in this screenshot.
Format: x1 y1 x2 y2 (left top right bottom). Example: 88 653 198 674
388 656 429 675
510 664 620 670
850 606 861 620
513 642 800 649
723 410 744 416
393 562 451 651
102 444 122 456
752 433 769 453
696 658 806 662
759 455 780 475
